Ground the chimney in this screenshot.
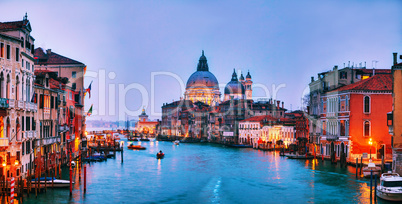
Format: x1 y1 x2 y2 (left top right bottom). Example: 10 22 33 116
373 68 375 76
393 52 398 65
282 102 284 109
277 100 280 109
311 76 314 82
46 49 52 55
333 65 338 70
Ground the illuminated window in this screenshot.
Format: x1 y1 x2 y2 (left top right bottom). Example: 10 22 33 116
364 121 370 137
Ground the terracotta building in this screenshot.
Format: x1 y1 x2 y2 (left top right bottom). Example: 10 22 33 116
319 73 392 161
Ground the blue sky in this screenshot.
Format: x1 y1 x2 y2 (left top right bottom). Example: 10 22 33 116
1 0 401 121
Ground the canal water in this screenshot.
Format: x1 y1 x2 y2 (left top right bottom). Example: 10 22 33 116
23 139 393 204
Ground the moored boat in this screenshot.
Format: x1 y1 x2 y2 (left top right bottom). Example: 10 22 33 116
376 172 402 201
225 144 252 148
140 138 150 141
174 140 180 145
362 161 382 178
31 177 73 188
128 144 146 150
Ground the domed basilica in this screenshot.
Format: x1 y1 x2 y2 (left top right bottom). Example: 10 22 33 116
184 51 252 105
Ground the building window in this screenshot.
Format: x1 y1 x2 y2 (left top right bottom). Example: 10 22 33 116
72 71 76 78
0 43 4 58
6 45 10 59
22 59 24 67
364 121 370 137
340 71 347 79
322 121 327 135
340 120 345 136
364 96 370 113
16 47 19 62
72 83 76 90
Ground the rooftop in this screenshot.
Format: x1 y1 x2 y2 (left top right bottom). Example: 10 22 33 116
331 74 392 92
34 47 85 65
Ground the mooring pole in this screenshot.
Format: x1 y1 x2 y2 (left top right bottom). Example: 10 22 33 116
84 165 87 194
370 170 373 198
355 157 358 178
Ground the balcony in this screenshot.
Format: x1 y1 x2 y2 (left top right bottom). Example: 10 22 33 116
326 134 339 141
17 100 24 109
59 125 70 133
8 99 15 108
0 138 9 147
36 136 61 146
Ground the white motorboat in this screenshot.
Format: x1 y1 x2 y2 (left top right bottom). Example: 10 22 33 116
31 177 74 188
174 140 180 145
376 172 402 201
362 161 381 178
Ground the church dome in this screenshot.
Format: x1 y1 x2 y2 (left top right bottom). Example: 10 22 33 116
224 69 245 95
186 50 219 89
186 71 219 89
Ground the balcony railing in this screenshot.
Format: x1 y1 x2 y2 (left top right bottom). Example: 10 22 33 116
0 138 9 147
326 135 339 141
17 100 24 109
36 136 61 146
9 99 15 108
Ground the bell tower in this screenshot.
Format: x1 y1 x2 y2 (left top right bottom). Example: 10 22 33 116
243 70 253 100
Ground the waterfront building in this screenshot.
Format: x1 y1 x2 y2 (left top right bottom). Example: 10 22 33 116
239 115 296 148
184 51 221 106
308 64 392 159
224 69 245 101
135 108 158 137
161 100 193 136
315 71 392 161
33 70 65 172
389 52 402 175
0 14 36 178
34 47 86 159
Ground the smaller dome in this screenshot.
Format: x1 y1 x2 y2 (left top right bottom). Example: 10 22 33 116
225 69 245 95
224 81 245 95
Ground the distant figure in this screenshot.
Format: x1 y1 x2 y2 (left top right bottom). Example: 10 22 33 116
159 150 163 154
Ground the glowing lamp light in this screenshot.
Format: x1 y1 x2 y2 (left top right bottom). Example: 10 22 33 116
2 162 6 167
85 131 88 136
14 160 19 166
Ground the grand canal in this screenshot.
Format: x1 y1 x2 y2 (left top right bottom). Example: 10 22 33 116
23 138 392 204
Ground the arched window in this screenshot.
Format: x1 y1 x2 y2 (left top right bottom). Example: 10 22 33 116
346 95 349 111
364 96 370 113
6 74 10 99
15 76 19 100
364 121 370 137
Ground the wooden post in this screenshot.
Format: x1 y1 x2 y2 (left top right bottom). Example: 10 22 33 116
370 170 373 198
360 157 363 175
121 147 123 163
69 168 72 196
84 165 86 193
356 157 358 178
52 169 54 189
381 155 385 173
374 174 377 200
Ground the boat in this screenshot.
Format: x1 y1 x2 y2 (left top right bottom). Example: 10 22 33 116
156 152 165 159
31 177 73 188
127 137 138 141
174 140 180 145
140 138 150 141
225 144 253 148
128 144 146 150
285 154 314 159
376 172 402 201
362 161 382 178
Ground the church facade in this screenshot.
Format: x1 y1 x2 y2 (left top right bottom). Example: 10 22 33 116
161 51 290 144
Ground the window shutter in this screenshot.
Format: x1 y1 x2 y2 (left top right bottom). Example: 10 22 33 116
51 96 54 109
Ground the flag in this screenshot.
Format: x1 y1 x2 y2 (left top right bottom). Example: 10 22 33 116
87 104 93 116
31 92 36 103
85 81 92 98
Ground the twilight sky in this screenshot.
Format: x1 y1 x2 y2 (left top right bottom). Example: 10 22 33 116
1 0 401 121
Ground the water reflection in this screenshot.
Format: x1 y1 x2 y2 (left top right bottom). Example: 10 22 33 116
21 141 393 204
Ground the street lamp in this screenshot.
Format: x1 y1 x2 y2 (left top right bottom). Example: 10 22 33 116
368 138 373 159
